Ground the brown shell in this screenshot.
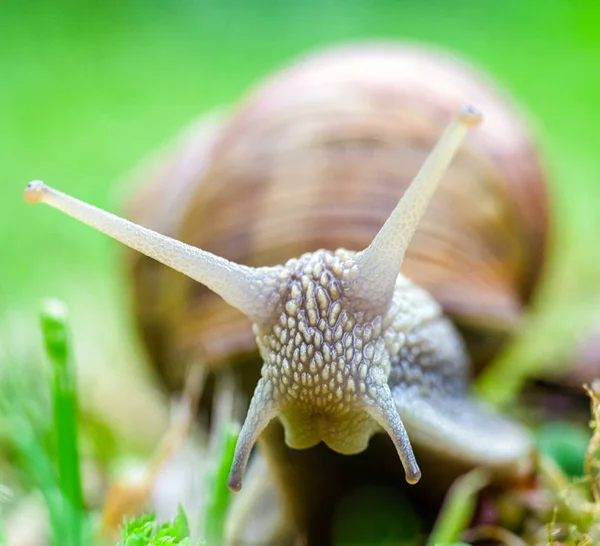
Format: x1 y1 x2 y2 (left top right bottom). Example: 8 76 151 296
125 42 549 390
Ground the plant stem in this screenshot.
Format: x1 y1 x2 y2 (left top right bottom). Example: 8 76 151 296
427 468 489 546
203 422 240 546
41 299 84 546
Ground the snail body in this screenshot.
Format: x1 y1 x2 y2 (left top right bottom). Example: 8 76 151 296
26 43 549 542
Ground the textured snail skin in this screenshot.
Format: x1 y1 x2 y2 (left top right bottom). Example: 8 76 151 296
253 250 459 455
274 253 465 430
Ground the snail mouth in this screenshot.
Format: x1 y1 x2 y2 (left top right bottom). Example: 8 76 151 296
279 409 380 454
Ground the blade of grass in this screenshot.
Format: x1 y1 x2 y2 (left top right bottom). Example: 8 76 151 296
427 468 490 546
40 299 84 546
202 422 240 546
0 369 66 546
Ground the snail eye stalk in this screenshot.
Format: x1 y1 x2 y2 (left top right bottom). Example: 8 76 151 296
349 106 481 309
23 180 282 324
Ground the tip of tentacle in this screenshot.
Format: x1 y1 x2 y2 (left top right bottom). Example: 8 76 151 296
405 467 422 485
24 180 49 204
227 473 242 493
458 105 482 127
227 453 244 492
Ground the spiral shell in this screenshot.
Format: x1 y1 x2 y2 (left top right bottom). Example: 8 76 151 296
125 42 548 393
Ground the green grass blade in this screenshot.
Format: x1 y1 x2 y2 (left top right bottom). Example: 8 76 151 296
202 422 240 546
0 376 66 546
427 468 489 546
40 299 84 546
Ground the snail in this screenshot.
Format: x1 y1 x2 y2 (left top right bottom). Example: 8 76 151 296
26 43 549 542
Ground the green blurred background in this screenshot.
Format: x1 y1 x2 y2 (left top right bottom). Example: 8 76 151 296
2 0 600 445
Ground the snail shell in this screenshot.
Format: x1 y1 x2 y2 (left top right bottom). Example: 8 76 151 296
126 42 548 393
